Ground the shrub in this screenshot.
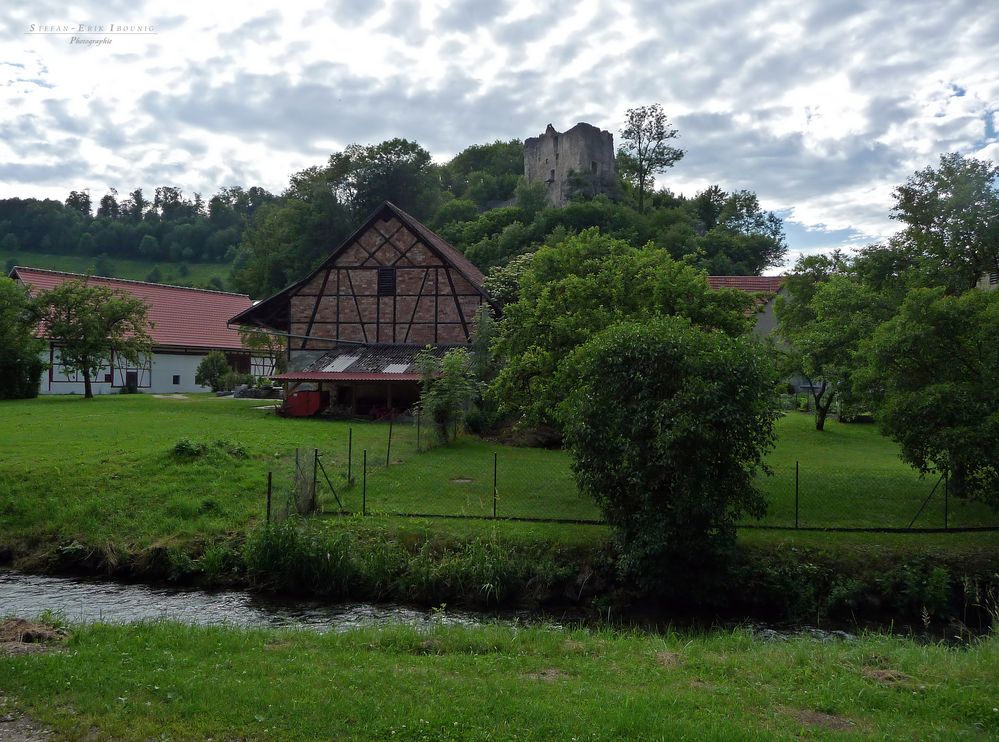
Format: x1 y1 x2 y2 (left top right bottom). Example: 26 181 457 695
195 350 231 392
557 316 780 597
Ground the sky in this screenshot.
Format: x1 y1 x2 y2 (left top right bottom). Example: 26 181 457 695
1 0 997 270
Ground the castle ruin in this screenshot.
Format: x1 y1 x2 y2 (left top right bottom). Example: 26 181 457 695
523 122 616 207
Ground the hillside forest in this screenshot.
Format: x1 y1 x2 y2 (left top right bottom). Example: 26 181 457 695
0 132 787 298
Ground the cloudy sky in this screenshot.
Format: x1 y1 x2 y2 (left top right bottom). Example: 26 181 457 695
2 0 997 268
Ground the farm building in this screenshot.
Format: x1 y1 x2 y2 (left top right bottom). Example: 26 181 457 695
707 275 785 337
9 267 271 395
230 202 497 417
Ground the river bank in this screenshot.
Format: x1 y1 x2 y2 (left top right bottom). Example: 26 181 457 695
1 614 996 740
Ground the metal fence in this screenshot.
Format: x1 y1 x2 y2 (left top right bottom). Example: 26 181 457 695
263 425 999 533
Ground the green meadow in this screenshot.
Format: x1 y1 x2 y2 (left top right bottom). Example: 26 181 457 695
0 621 996 740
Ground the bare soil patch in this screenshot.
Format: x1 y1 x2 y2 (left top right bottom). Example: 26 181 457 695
0 620 60 645
450 477 474 485
782 706 856 731
656 650 682 668
861 667 913 684
523 668 570 682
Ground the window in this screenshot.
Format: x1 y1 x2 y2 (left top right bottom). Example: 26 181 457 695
591 160 598 174
377 267 396 296
103 373 113 383
172 375 180 385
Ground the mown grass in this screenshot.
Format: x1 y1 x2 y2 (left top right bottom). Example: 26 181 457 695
0 395 997 563
2 248 232 289
1 621 996 740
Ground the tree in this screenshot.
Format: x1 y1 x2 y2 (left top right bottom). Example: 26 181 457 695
618 104 684 213
33 280 152 399
0 277 45 399
238 327 287 376
489 229 753 432
888 153 999 293
96 189 120 220
776 274 893 430
65 190 92 218
556 317 779 595
416 347 477 443
195 349 232 392
855 287 999 509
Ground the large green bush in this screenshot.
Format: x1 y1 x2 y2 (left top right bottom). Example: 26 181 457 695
557 317 780 596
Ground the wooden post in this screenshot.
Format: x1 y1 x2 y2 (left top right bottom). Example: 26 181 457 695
362 449 367 516
794 460 800 529
944 471 948 529
416 408 421 452
347 427 353 484
493 452 498 519
266 471 272 523
312 448 319 511
386 417 393 467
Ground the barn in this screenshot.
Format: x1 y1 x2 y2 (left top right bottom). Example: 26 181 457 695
230 202 497 417
9 267 270 395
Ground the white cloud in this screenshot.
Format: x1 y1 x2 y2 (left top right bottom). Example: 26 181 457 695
0 0 996 266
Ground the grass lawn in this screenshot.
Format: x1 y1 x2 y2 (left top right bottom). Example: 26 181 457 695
0 396 996 561
1 621 996 740
2 249 233 290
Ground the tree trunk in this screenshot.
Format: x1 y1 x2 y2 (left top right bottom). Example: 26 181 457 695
812 382 834 431
83 370 93 399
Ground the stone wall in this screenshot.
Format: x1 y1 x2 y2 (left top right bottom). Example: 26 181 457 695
523 122 616 207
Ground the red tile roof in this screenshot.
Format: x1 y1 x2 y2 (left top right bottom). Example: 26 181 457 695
11 267 252 351
274 372 423 382
707 276 784 293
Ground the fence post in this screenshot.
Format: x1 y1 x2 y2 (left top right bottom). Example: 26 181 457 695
416 408 421 452
386 417 393 467
362 449 367 516
493 452 498 519
944 471 948 530
312 448 319 511
794 460 799 529
347 427 353 484
266 471 272 523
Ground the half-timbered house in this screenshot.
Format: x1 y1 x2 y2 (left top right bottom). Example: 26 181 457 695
230 202 497 416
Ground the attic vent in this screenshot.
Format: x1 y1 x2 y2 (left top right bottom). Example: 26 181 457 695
377 267 396 296
990 271 998 286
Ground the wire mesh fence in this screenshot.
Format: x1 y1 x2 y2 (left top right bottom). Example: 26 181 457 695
263 423 999 532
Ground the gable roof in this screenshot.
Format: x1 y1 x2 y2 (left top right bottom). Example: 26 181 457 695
10 266 252 351
707 275 784 294
274 344 455 382
230 201 495 333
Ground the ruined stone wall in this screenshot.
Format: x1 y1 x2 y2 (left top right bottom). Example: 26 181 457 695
287 214 485 351
523 122 616 207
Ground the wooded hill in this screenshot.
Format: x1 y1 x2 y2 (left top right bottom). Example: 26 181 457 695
1 136 787 299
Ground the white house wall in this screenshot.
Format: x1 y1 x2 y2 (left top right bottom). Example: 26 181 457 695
39 346 272 395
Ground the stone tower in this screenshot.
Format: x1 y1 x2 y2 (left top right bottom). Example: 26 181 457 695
523 122 616 207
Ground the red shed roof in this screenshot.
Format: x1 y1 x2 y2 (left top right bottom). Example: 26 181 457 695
707 276 784 293
10 267 252 351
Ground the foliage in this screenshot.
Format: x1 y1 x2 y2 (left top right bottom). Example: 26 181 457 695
0 276 45 399
556 317 780 595
855 287 999 509
238 326 287 375
776 272 894 430
194 350 231 392
482 251 535 306
618 104 684 213
440 139 523 206
32 279 152 398
891 152 999 293
489 229 754 430
416 347 478 443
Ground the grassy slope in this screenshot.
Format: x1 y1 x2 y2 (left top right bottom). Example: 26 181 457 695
2 249 232 289
1 622 996 740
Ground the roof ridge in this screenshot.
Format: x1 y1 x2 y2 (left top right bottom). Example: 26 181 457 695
11 265 249 298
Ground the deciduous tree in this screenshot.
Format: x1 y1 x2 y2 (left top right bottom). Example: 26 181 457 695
557 317 779 594
618 104 684 213
0 277 45 399
33 280 152 399
855 287 999 509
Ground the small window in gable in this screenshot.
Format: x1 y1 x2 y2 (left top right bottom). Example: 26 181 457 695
173 375 181 385
377 267 396 296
